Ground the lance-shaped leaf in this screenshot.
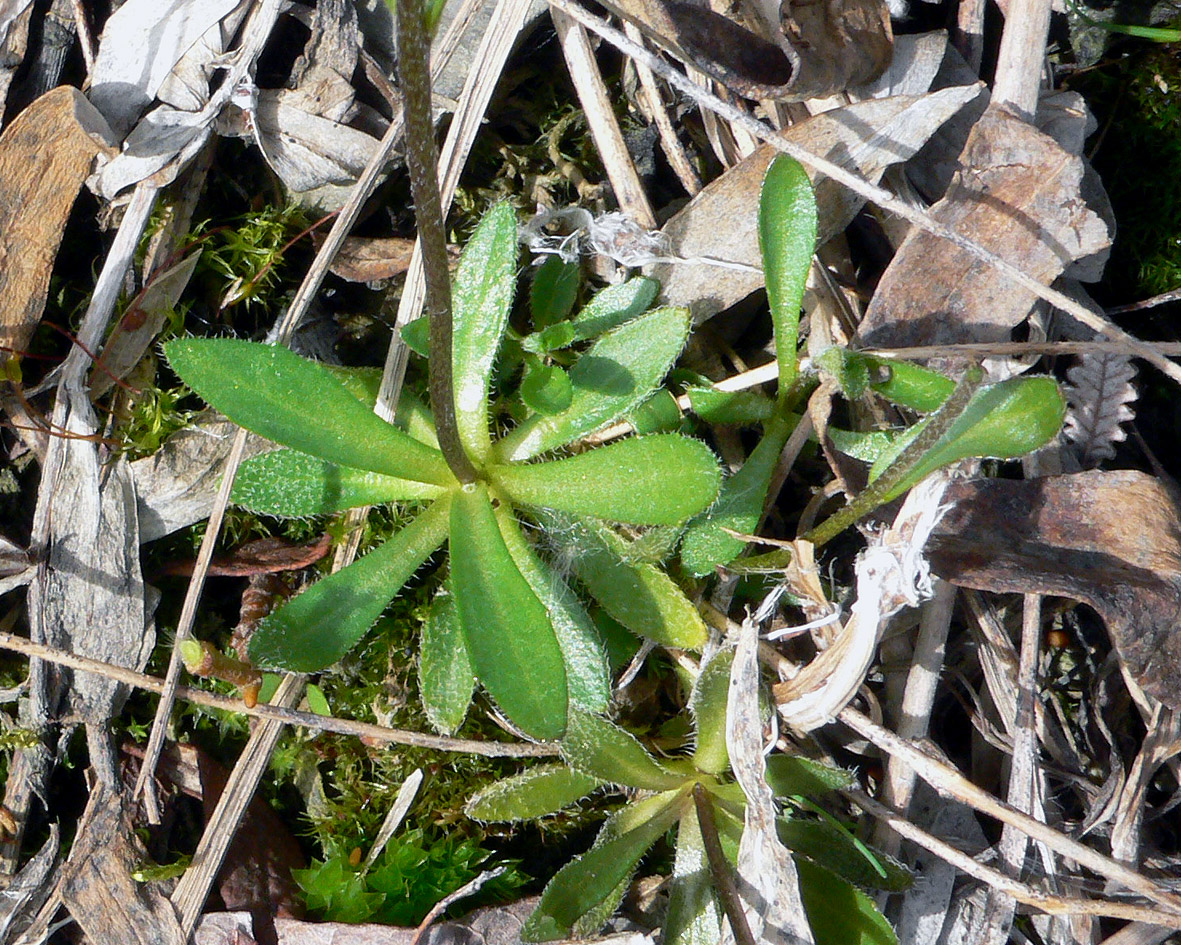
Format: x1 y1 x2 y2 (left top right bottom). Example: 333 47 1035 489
522 790 688 942
494 503 610 714
165 338 452 484
496 307 692 462
690 648 734 776
561 710 683 791
451 202 518 464
232 449 443 517
493 435 720 526
868 376 1066 500
248 497 451 672
530 255 580 330
680 413 793 576
548 512 707 650
765 754 854 797
419 589 473 735
450 483 568 740
466 764 604 822
567 275 659 342
780 820 910 892
796 859 899 945
664 806 722 945
760 155 817 394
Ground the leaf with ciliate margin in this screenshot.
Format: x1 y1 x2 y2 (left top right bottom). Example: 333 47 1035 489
451 202 518 465
796 858 898 945
165 338 452 484
232 449 443 517
419 589 473 735
493 504 610 714
561 710 683 791
545 512 707 650
493 434 720 526
248 497 451 672
760 155 817 394
664 806 722 945
567 275 659 342
449 483 568 740
522 790 688 942
466 764 604 822
780 819 911 892
680 413 793 576
690 647 733 776
764 754 854 797
867 376 1066 500
495 307 691 462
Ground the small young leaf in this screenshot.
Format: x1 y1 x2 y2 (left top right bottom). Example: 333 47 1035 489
820 349 955 413
305 684 331 717
628 389 683 435
569 275 659 341
561 710 683 790
165 338 452 484
249 497 451 672
680 413 793 576
520 361 574 415
400 315 431 357
495 307 692 462
450 483 568 740
522 790 687 942
521 322 577 354
664 806 722 945
451 202 518 464
232 449 443 517
760 155 817 395
690 648 734 776
466 764 604 822
493 434 721 526
530 255 580 329
796 858 898 945
868 376 1066 498
419 589 474 735
494 504 610 714
551 512 708 650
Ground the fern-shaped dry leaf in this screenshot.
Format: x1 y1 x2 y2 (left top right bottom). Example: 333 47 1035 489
1062 353 1137 467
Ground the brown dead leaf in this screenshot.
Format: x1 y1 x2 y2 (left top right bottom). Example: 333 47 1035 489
649 85 983 320
321 235 417 282
859 104 1112 350
160 534 331 578
0 86 116 359
928 470 1181 708
599 0 890 101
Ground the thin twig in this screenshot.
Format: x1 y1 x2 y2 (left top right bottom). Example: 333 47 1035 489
0 631 555 758
692 784 758 945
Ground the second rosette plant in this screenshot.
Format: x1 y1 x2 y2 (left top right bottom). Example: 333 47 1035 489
165 203 722 741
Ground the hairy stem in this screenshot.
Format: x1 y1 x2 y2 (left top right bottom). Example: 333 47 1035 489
395 0 477 483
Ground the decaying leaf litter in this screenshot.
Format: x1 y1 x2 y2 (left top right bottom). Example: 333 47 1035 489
1 0 1181 942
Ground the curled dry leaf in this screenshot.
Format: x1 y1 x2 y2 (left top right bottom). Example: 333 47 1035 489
0 86 116 360
160 533 331 578
927 470 1181 709
598 0 890 101
859 103 1112 350
648 85 984 321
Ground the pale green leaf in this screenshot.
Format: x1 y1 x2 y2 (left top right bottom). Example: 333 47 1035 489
466 764 604 822
690 648 733 776
561 710 683 790
419 589 474 735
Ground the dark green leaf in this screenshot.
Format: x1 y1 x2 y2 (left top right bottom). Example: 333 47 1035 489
760 156 817 394
520 361 574 415
686 386 776 425
628 389 683 435
797 858 898 945
561 710 683 790
165 338 452 484
400 315 431 357
232 449 443 517
451 202 518 464
419 590 474 735
530 255 580 329
450 483 568 740
249 498 451 672
780 819 911 892
522 322 577 354
493 434 720 525
495 307 691 461
466 764 604 822
765 754 854 796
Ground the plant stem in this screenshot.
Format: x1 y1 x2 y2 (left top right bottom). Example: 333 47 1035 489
692 783 757 945
395 0 477 483
803 364 984 548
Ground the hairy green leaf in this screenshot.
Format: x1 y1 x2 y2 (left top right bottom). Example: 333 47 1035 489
797 858 898 945
451 202 518 464
466 764 604 822
495 307 691 461
232 449 443 517
690 648 733 776
419 590 474 735
568 275 659 341
450 483 568 740
664 806 722 945
765 755 854 797
493 435 720 525
165 338 452 484
520 361 574 415
249 497 451 671
530 256 580 329
760 156 817 394
561 710 683 790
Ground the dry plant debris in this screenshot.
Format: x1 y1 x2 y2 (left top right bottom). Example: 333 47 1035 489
0 1 1180 944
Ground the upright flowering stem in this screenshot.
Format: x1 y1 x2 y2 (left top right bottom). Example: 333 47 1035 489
395 0 478 483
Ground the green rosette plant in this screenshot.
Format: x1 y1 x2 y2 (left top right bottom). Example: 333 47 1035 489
165 203 722 740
